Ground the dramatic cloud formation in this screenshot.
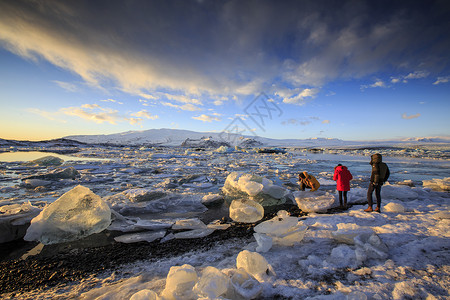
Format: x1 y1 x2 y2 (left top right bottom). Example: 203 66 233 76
1 0 449 105
402 113 421 120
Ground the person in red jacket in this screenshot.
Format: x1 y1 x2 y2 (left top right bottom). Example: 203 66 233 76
333 164 353 209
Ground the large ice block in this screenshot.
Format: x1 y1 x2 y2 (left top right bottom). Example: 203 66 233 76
294 191 336 212
229 199 264 223
193 266 229 299
24 185 111 245
161 264 198 300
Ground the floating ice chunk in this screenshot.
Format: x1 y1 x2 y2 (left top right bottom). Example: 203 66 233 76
24 185 111 245
174 228 215 239
294 191 336 212
130 289 160 300
24 167 80 180
193 266 229 299
236 250 272 281
172 218 206 230
422 177 450 191
206 220 231 230
28 155 64 166
226 268 263 300
332 223 374 245
161 264 198 300
0 202 41 243
229 199 264 223
214 145 233 153
114 230 166 243
122 188 167 202
21 179 52 188
384 202 405 213
223 172 287 206
201 193 224 207
253 210 307 251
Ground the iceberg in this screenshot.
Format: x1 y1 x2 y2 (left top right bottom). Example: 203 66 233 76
294 191 336 212
28 155 64 166
226 268 262 300
229 199 264 223
253 210 307 251
223 172 288 206
24 185 111 245
161 264 198 300
193 266 229 299
236 250 272 281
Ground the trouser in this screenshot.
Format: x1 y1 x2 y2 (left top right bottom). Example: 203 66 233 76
338 191 348 206
300 182 311 191
367 182 381 208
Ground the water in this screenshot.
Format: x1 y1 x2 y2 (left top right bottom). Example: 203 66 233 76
0 151 108 162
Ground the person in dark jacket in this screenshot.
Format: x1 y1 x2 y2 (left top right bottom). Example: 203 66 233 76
365 153 390 213
333 164 353 209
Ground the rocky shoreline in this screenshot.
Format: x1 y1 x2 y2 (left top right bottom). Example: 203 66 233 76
0 204 307 295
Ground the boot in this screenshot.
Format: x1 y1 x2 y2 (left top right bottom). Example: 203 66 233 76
374 207 381 213
364 206 373 212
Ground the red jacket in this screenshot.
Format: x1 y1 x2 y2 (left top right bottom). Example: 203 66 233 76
333 165 353 191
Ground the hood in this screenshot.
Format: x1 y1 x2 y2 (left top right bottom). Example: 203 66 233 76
336 165 347 172
370 153 382 164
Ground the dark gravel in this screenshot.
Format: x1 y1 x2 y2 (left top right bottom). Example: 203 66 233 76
0 204 307 295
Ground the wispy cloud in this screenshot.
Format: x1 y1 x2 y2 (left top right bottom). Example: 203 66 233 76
433 76 450 85
101 98 123 105
52 80 78 92
161 102 202 111
192 113 222 122
402 113 421 120
322 119 330 124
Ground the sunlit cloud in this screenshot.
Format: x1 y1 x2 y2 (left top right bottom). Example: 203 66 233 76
433 76 450 85
322 120 330 124
402 113 421 120
29 104 158 125
192 113 221 122
391 71 430 84
281 88 320 105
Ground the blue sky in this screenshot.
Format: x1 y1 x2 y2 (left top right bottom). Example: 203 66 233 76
0 0 449 141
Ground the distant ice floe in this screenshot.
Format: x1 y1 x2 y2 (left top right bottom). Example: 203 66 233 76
422 177 450 191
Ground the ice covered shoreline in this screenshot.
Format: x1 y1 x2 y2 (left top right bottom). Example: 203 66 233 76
0 141 449 299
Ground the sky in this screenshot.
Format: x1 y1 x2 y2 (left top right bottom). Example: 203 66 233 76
0 0 449 142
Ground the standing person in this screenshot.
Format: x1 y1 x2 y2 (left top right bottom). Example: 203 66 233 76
298 171 320 191
364 153 390 213
333 164 353 209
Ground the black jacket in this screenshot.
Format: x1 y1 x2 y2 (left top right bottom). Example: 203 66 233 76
370 154 390 184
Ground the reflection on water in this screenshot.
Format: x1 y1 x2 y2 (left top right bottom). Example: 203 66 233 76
0 151 106 162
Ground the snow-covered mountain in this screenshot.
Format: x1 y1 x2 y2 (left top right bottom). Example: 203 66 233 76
64 129 450 148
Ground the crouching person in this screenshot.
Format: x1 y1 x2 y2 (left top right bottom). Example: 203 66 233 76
298 171 320 192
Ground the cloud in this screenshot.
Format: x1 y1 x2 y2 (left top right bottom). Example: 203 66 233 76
101 98 123 105
391 71 430 84
52 80 77 92
281 116 325 126
130 110 158 120
360 79 386 90
281 88 320 105
322 119 330 124
1 1 449 103
29 104 158 125
402 113 421 120
161 102 202 111
433 76 450 85
192 113 222 122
